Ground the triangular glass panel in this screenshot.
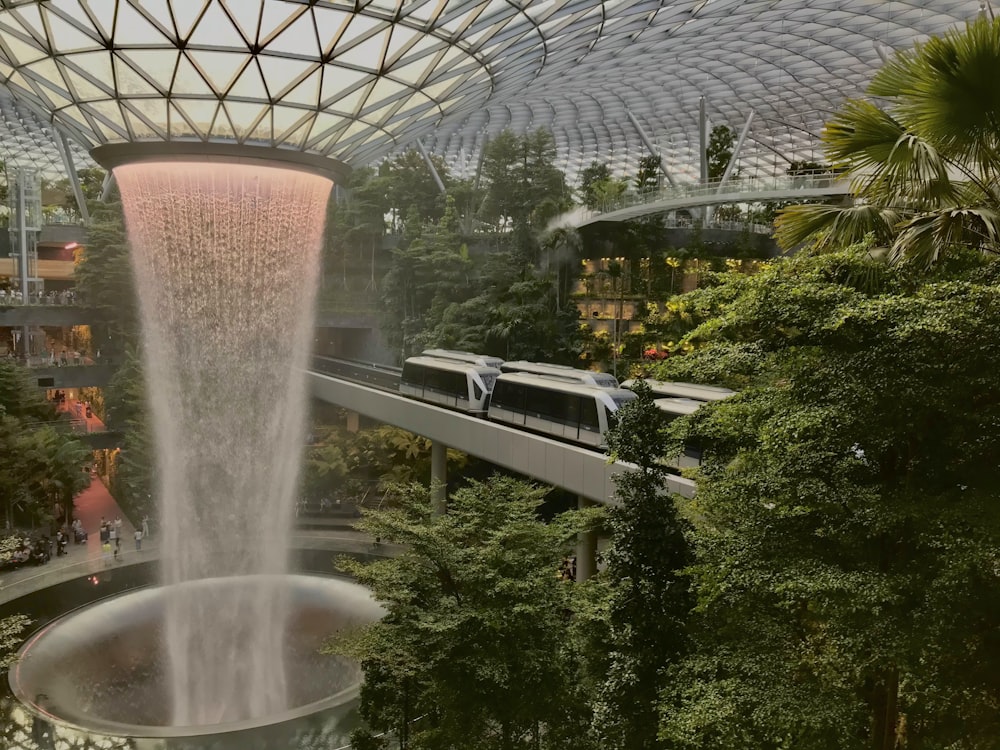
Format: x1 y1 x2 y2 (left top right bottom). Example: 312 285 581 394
273 105 312 138
319 65 373 106
122 107 160 140
114 55 160 96
115 1 172 45
81 0 117 40
90 115 126 142
123 98 169 138
86 98 129 135
387 56 432 86
305 112 348 147
325 80 372 116
220 0 263 44
1 32 47 66
170 1 210 41
363 77 407 109
245 110 273 145
188 1 247 48
313 7 352 56
12 4 48 42
281 67 322 107
211 105 237 139
43 9 102 53
264 10 320 58
257 1 304 46
172 99 219 139
61 50 115 91
223 101 269 140
134 0 176 38
120 49 179 91
172 52 215 96
257 55 316 99
391 34 445 69
275 112 314 148
333 28 389 70
383 26 421 67
187 50 248 95
336 13 382 49
59 63 110 101
227 58 268 101
168 101 200 138
25 58 65 94
58 104 93 133
361 99 401 127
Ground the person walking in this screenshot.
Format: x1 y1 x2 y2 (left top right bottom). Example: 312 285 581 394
134 528 142 552
114 516 123 539
114 534 122 561
141 515 150 539
109 524 118 561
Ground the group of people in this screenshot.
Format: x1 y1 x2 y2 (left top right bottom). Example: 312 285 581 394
98 515 146 564
0 288 78 305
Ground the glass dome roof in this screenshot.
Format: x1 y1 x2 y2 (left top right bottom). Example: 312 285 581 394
0 1 987 179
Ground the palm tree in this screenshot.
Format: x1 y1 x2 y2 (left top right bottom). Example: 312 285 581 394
776 16 1000 267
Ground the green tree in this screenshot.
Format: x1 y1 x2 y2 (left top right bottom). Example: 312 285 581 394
593 380 694 750
651 249 1000 749
776 16 1000 266
422 249 582 363
706 124 736 180
330 477 600 750
635 155 661 194
579 161 613 209
480 129 572 232
381 197 472 359
74 198 138 353
104 346 154 521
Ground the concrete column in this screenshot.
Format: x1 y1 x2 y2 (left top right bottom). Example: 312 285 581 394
575 495 598 582
430 440 447 515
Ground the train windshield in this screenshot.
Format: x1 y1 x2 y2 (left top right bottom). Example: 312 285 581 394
611 394 637 409
479 373 498 392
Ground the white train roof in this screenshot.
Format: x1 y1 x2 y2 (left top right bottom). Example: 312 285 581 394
0 1 987 180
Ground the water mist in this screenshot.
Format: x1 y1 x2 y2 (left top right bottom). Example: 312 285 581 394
114 161 332 726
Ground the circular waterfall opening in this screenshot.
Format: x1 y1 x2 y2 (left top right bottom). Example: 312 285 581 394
9 575 382 738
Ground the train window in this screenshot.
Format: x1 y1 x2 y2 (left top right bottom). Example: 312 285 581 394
580 398 599 431
565 395 580 426
493 382 526 411
401 363 426 386
473 380 483 400
525 388 551 418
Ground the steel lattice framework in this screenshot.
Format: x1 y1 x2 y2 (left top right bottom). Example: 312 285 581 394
0 0 988 180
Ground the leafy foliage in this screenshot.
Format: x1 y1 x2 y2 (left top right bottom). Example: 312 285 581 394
776 17 1000 267
594 381 694 750
330 477 601 750
648 250 1000 749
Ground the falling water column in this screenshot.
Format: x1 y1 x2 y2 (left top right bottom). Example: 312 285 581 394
112 157 333 726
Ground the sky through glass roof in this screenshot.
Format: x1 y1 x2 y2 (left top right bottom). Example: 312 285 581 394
0 1 988 180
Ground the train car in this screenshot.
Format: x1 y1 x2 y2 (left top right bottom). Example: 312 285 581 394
421 349 505 370
623 377 736 402
654 397 705 468
499 360 619 388
400 356 500 414
488 372 636 448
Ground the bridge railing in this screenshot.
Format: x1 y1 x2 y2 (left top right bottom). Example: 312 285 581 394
584 170 850 220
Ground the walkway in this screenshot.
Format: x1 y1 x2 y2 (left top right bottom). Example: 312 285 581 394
571 172 850 227
0 475 134 603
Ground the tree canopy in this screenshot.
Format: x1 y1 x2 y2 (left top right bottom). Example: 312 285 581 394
647 247 1000 749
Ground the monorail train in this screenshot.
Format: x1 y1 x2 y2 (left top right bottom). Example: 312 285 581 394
654 397 706 468
399 356 500 415
488 372 636 448
500 360 620 388
421 349 506 369
622 378 736 402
